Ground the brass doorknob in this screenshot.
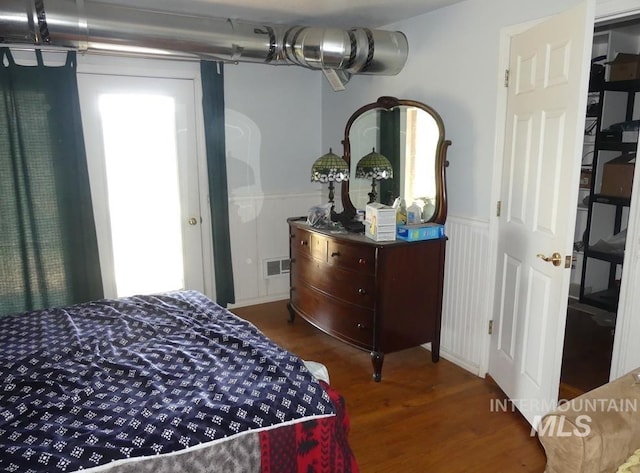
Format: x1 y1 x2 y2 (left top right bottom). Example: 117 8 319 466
188 217 198 226
536 252 562 267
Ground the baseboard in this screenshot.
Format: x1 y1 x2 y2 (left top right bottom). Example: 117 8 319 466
228 295 289 309
420 343 483 377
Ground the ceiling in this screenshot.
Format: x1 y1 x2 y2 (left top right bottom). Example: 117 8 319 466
97 0 466 28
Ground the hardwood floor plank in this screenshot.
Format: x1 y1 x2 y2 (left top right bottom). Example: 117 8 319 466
232 300 546 472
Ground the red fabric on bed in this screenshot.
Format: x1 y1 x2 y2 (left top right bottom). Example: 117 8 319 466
259 381 359 473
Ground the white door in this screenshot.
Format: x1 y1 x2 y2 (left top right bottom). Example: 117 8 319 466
78 73 206 298
488 1 594 427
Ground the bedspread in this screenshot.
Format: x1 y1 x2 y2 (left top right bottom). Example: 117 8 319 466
0 291 356 472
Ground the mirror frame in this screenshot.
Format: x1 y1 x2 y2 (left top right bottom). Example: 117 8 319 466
341 96 451 224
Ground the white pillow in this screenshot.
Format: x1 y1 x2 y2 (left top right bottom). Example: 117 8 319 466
303 360 330 384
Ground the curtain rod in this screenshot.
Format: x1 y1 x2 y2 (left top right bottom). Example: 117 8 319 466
1 43 239 65
2 44 73 53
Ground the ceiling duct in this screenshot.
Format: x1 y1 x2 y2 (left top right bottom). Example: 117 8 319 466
0 0 409 88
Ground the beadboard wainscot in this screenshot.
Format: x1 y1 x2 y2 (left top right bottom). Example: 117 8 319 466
228 192 320 307
440 216 492 377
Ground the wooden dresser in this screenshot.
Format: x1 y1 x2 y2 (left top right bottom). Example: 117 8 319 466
287 218 446 381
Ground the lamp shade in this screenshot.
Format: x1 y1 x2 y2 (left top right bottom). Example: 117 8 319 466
311 148 349 183
355 147 393 180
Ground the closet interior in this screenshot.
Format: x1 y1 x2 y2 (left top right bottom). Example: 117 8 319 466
561 15 640 398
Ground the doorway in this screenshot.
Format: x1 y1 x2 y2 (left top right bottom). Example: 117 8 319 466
77 65 212 298
561 16 640 398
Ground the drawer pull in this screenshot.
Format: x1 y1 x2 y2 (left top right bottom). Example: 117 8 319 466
357 323 366 330
357 288 367 295
331 251 340 257
358 258 366 264
300 240 308 246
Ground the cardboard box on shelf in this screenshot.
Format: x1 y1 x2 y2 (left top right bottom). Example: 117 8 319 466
580 169 592 189
623 130 639 142
600 153 635 198
607 53 640 81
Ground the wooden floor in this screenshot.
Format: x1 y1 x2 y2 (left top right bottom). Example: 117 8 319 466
231 300 547 473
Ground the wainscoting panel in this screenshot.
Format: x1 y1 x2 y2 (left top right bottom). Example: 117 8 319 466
228 192 319 307
441 216 492 376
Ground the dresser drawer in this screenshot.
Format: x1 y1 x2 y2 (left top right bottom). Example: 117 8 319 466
291 283 373 350
289 225 313 259
292 254 375 309
327 239 375 275
290 226 329 262
310 233 328 261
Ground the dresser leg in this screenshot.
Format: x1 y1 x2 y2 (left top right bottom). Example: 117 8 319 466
431 339 440 362
286 302 296 324
371 351 384 382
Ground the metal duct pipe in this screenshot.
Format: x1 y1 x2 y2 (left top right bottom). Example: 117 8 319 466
0 0 408 76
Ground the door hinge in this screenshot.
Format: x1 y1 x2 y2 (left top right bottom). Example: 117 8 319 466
488 320 494 335
496 201 502 217
504 69 510 87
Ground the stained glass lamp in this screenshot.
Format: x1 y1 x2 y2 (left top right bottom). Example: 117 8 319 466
311 148 349 210
355 147 393 204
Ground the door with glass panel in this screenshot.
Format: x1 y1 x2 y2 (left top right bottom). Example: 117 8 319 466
77 74 206 298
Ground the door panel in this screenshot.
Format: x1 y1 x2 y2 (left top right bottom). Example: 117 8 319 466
497 255 521 359
509 115 533 224
489 1 594 427
521 268 551 386
537 111 565 234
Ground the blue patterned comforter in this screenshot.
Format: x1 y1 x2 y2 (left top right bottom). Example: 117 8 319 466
0 291 335 472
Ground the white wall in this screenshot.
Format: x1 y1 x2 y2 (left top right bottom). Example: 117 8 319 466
223 63 324 306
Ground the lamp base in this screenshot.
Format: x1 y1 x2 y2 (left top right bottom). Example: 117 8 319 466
368 178 378 204
328 181 336 211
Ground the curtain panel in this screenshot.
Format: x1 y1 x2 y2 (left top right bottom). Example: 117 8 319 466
379 108 401 206
0 48 103 316
200 61 235 307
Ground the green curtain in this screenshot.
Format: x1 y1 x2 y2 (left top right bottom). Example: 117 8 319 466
200 60 235 307
379 108 401 206
0 48 103 316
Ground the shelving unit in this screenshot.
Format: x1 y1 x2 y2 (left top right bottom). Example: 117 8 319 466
577 77 638 311
562 12 640 399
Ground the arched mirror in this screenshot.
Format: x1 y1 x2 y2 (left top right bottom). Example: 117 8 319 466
341 96 450 224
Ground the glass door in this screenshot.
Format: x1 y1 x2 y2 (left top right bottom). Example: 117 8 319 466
78 73 206 298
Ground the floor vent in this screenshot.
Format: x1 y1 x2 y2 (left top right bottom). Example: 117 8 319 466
264 258 291 278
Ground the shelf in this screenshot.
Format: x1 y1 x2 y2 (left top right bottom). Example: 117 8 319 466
602 79 640 93
592 194 631 206
584 247 624 265
596 140 638 152
581 287 620 312
576 47 637 314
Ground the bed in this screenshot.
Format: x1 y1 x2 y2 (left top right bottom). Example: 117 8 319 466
0 290 359 473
